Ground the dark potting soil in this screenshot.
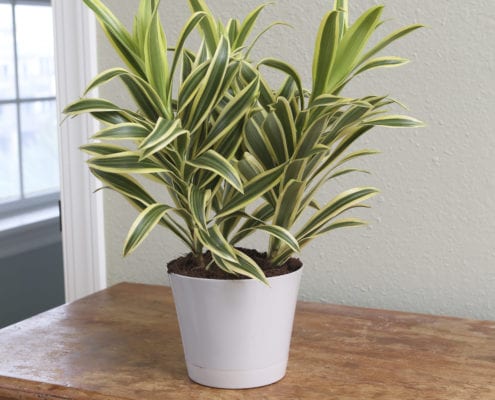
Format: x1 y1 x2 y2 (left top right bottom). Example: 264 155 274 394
166 248 302 279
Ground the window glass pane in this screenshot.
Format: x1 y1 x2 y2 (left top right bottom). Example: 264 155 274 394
0 104 20 203
21 100 59 197
0 4 16 100
16 5 55 98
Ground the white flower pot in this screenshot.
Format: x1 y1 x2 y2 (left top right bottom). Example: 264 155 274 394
168 266 303 389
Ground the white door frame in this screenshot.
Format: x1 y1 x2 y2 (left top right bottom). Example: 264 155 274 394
53 0 107 302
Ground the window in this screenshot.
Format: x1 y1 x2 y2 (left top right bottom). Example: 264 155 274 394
0 0 58 215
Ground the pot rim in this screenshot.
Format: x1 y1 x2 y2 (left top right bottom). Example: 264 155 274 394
168 264 303 284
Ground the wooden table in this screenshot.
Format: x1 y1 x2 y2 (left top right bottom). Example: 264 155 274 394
0 283 493 400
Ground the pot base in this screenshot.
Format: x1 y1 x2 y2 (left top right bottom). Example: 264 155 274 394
186 360 287 389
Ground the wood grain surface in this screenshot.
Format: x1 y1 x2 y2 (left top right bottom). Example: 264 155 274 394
0 282 493 400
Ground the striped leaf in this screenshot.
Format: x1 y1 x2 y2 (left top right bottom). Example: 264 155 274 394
83 68 169 119
363 115 425 128
212 250 268 284
80 143 127 156
234 3 268 48
231 203 274 244
188 150 243 193
144 6 170 108
178 61 210 113
83 0 145 78
188 0 219 55
244 116 277 169
195 225 237 263
64 98 122 114
169 12 207 81
203 77 260 151
188 186 209 230
297 187 379 240
226 18 240 44
216 165 283 219
123 203 172 256
88 152 168 173
90 169 155 206
262 111 289 164
358 24 424 66
311 10 340 100
93 123 150 141
328 6 384 92
231 249 269 284
273 97 297 155
186 36 230 132
333 149 380 169
132 0 154 53
258 225 300 253
139 118 189 159
354 56 409 75
311 217 367 238
258 58 304 109
328 168 370 180
334 0 348 38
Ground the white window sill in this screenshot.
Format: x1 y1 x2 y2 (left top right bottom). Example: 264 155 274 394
0 205 61 259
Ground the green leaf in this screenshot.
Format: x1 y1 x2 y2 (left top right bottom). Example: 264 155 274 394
362 115 425 128
189 150 243 192
334 0 348 38
133 0 154 53
311 10 340 100
328 6 384 91
123 203 171 255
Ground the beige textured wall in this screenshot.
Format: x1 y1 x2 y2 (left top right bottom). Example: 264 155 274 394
97 0 495 319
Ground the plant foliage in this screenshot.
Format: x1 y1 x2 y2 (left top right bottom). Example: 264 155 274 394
65 0 423 282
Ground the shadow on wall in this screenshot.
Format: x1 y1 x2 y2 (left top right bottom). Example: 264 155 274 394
0 241 65 329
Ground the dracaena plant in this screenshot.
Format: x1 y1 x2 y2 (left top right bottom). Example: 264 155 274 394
64 0 423 283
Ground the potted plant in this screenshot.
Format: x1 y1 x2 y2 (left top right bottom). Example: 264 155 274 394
64 0 423 389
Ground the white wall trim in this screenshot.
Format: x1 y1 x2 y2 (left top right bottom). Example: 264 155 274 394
53 0 107 302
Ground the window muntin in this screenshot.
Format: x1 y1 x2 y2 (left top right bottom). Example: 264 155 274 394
0 0 58 210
